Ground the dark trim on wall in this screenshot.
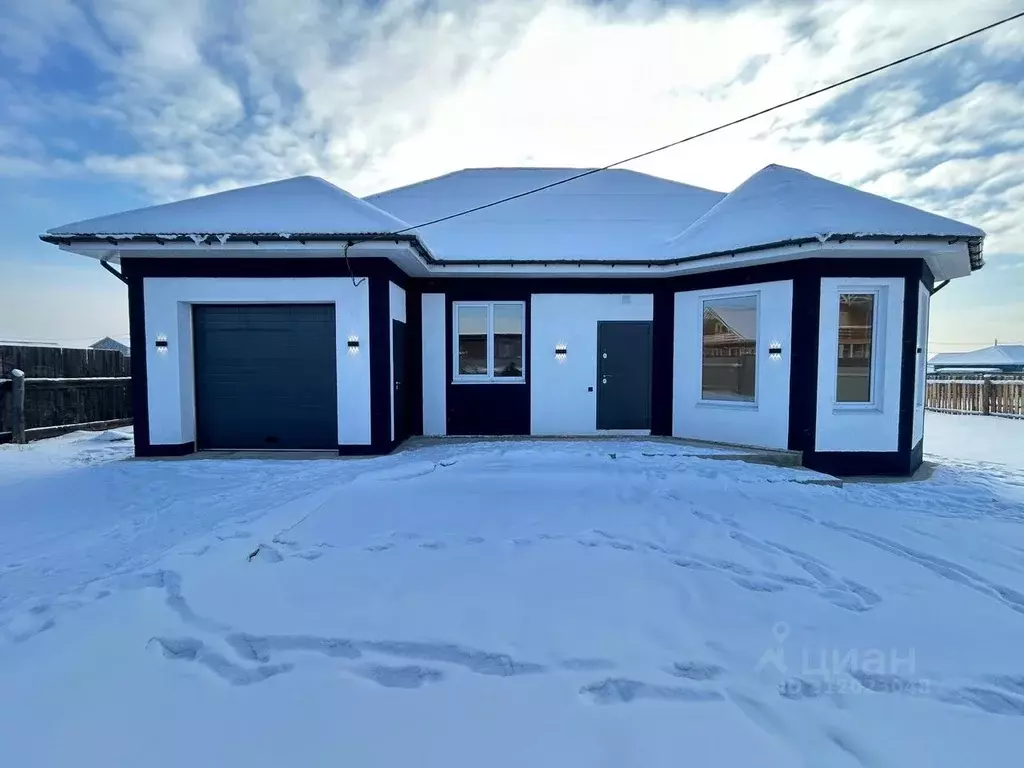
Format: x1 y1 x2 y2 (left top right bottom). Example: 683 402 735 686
369 277 393 451
125 270 151 456
137 441 195 458
405 283 424 437
338 444 383 456
788 273 821 453
897 274 921 458
650 289 674 436
803 450 911 477
120 257 409 283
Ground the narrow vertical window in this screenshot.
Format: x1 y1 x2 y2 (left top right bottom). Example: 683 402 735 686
701 295 757 402
836 294 875 403
457 305 488 375
493 303 524 378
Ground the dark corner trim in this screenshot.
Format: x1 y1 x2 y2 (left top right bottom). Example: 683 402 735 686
136 442 195 458
803 450 911 477
126 271 151 456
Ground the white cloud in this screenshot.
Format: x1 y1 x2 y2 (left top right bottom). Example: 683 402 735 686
2 0 1024 260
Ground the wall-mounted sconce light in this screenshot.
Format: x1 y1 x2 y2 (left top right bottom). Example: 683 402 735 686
769 341 783 360
347 335 360 355
555 343 567 362
155 335 169 352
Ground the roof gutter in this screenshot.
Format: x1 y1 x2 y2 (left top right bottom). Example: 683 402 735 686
40 232 983 272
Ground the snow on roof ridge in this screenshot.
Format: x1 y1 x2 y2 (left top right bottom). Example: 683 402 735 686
665 162 985 258
46 175 410 236
366 166 725 199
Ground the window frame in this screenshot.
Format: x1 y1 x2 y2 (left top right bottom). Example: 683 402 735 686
833 288 882 409
452 301 526 384
699 291 760 407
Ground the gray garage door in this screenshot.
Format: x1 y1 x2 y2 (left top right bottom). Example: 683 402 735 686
193 304 337 450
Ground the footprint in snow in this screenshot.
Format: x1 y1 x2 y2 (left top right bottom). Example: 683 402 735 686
355 664 444 689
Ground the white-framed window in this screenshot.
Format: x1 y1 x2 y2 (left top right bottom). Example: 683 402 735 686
453 301 525 382
915 287 929 408
835 290 881 405
701 293 758 403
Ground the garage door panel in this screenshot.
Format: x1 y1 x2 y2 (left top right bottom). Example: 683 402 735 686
193 304 337 450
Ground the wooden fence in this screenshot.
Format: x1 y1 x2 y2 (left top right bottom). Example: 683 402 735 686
0 344 130 378
0 345 133 443
926 374 1024 418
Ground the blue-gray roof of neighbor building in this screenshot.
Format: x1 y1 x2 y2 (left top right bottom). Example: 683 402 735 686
930 344 1024 368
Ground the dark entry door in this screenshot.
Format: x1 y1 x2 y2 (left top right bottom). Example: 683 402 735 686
392 319 407 442
597 321 653 430
193 304 337 450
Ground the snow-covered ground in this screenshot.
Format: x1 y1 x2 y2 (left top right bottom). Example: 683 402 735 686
1 415 1023 767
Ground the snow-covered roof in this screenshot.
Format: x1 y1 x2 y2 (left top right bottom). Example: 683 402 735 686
366 168 725 261
666 165 985 260
930 345 1024 368
42 164 984 273
45 176 409 237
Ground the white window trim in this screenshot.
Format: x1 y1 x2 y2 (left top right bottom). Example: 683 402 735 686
833 286 885 410
915 288 929 408
699 291 760 407
452 301 526 384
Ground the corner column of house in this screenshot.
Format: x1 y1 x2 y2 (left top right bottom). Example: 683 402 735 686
650 288 675 437
404 282 424 438
797 258 926 477
368 275 394 454
124 260 159 456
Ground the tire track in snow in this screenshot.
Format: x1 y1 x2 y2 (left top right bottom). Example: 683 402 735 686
821 522 1024 616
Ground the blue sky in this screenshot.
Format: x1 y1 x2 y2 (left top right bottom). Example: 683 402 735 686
1 0 1022 350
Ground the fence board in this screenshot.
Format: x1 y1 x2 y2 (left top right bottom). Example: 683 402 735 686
0 345 133 441
927 374 1024 419
0 345 130 378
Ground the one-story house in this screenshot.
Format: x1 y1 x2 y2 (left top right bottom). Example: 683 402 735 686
41 164 985 475
930 344 1024 374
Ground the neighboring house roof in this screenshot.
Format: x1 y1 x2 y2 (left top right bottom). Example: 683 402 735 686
667 165 984 264
45 176 409 237
90 336 130 355
41 164 985 270
704 305 757 341
930 345 1024 368
365 167 726 261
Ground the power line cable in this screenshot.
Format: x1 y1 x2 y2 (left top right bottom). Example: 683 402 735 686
390 9 1024 235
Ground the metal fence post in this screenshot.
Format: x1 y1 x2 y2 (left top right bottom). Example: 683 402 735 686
11 368 25 444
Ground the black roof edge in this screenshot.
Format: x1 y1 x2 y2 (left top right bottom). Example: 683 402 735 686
39 231 984 270
39 232 439 264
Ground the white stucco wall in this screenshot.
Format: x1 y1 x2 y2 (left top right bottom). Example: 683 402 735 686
530 293 654 435
913 282 930 447
143 277 371 447
389 281 406 442
673 280 793 449
815 276 904 452
421 293 447 435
